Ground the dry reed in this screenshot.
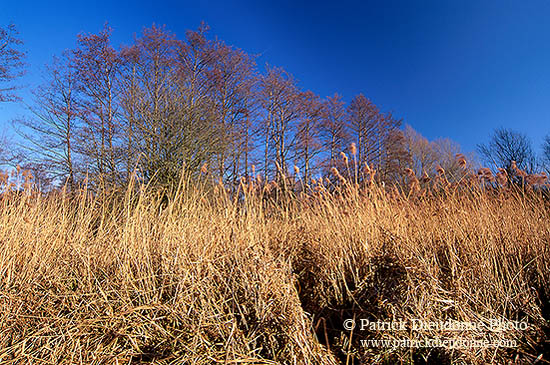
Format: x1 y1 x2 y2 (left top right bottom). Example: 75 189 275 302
0 164 548 364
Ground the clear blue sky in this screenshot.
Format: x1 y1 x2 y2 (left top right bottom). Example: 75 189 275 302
1 0 549 155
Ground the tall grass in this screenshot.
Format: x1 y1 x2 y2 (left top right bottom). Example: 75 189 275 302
0 168 548 364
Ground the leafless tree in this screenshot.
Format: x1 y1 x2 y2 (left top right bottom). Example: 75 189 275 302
0 23 25 102
347 94 403 181
258 65 300 182
377 114 409 181
403 124 438 177
13 52 80 189
477 128 537 175
206 37 256 182
320 93 349 172
295 90 324 182
404 124 470 181
10 22 482 193
73 24 122 188
347 94 382 168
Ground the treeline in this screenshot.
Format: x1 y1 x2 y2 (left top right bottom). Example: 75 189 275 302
3 23 549 192
0 23 463 191
11 24 403 190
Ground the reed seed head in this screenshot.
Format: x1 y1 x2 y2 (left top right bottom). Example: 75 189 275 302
350 143 357 156
340 152 348 165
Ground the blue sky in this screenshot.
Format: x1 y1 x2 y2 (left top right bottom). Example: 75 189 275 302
1 0 549 155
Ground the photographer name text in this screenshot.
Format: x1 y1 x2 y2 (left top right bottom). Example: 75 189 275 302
343 318 528 332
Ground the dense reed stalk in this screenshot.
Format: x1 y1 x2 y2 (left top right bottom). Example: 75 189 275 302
0 167 548 364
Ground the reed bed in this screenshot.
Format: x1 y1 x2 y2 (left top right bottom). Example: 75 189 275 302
0 165 548 364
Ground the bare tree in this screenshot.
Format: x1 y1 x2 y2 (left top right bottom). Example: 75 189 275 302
0 23 25 102
0 133 25 168
320 93 349 169
118 24 223 187
347 94 381 168
347 94 403 181
118 44 143 182
376 113 407 181
381 128 411 182
7 22 482 193
295 90 324 182
404 124 471 181
258 65 300 181
238 87 260 181
206 38 256 182
130 24 188 186
477 128 537 174
432 137 466 180
403 124 438 177
13 52 80 188
73 24 122 188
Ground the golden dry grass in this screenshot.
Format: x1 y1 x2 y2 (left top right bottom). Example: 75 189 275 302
0 173 548 364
